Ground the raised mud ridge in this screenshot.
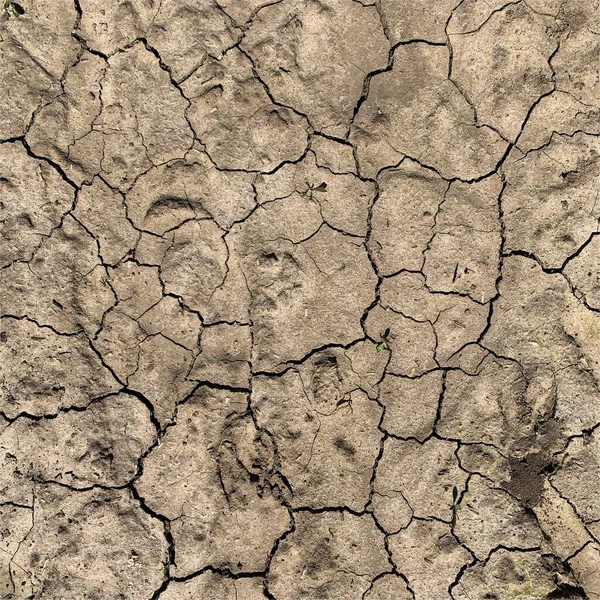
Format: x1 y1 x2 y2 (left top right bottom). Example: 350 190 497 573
1 0 600 598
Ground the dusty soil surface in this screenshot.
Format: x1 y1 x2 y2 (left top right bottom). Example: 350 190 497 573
1 0 600 598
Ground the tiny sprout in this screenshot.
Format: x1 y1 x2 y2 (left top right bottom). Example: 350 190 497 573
3 0 24 16
300 181 328 202
451 486 459 528
376 328 392 352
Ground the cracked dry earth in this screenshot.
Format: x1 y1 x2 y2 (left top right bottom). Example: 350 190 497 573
0 0 600 599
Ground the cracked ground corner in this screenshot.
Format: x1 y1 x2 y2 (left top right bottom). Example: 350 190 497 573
1 0 600 597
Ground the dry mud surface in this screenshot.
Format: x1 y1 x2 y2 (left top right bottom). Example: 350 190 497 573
1 0 600 598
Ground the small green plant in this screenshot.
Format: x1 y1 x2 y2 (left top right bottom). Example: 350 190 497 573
451 486 459 527
376 328 392 352
300 181 328 202
3 0 24 16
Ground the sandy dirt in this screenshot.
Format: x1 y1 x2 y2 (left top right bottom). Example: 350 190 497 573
1 0 600 598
